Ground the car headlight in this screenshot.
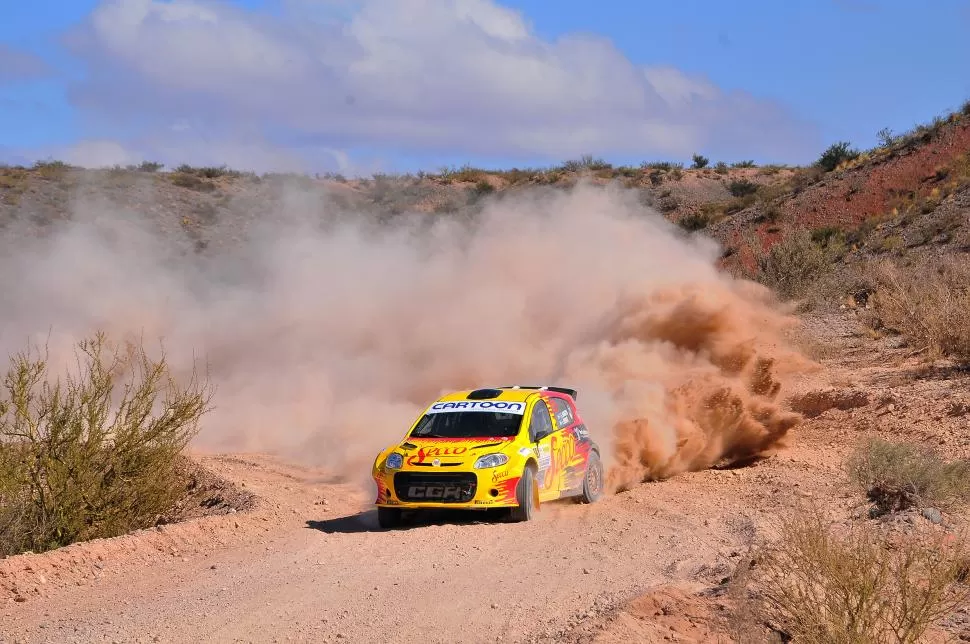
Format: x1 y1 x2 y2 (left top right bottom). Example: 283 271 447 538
385 452 404 470
473 453 509 469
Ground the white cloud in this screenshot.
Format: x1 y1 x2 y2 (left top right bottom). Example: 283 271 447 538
62 0 820 164
0 44 51 84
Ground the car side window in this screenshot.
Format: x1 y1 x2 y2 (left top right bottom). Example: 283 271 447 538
529 400 553 442
548 397 575 429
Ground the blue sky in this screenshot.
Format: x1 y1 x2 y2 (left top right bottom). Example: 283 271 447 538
1 0 967 175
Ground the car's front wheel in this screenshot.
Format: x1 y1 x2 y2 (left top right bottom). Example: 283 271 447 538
377 506 402 529
508 466 537 522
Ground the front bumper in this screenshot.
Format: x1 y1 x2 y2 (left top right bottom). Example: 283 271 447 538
374 468 522 509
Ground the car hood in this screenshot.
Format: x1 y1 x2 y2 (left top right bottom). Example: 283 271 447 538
393 436 516 468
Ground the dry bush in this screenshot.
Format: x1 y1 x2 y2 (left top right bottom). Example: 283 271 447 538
846 437 970 515
753 228 834 301
861 257 970 360
0 332 213 556
749 513 970 643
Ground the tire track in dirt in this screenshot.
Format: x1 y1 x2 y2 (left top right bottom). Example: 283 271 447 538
7 312 964 644
0 446 829 644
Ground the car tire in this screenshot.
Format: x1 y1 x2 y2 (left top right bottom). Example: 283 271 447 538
377 506 402 529
578 451 604 504
509 466 537 522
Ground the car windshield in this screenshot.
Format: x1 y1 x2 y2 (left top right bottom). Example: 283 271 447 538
410 411 523 439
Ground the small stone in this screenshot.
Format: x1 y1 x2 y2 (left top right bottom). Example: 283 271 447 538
491 603 499 609
583 568 591 574
921 507 943 524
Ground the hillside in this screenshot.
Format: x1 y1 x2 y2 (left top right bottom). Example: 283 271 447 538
4 103 969 286
1 102 970 643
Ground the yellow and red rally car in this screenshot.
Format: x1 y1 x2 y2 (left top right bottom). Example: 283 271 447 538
371 385 604 528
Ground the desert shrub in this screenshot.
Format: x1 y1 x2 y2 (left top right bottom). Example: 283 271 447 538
641 161 683 172
713 161 729 175
173 164 244 179
559 154 611 172
755 228 831 299
31 160 72 180
171 172 217 192
758 164 786 176
473 179 494 195
862 257 970 360
749 513 970 644
727 178 758 197
731 160 756 168
678 211 712 232
816 141 861 172
877 127 899 148
691 153 709 169
962 99 970 117
0 332 212 556
846 437 970 515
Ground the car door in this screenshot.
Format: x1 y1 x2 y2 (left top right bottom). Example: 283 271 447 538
545 394 586 496
528 398 559 502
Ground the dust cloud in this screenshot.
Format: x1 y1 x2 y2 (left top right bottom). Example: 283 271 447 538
0 178 812 492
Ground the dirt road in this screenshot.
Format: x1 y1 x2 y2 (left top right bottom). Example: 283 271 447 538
0 439 848 644
2 312 968 644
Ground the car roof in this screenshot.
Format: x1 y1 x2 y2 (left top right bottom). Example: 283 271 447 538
434 388 537 404
432 386 573 405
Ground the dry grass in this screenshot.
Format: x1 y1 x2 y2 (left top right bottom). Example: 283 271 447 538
0 331 213 556
740 512 970 644
753 228 834 301
861 256 970 360
846 437 970 515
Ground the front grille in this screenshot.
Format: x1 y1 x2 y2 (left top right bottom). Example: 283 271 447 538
411 462 461 467
393 472 477 503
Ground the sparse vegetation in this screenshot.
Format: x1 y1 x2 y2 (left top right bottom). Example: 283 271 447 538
559 155 611 172
731 160 756 168
754 228 833 300
746 512 970 644
0 332 213 557
816 141 861 172
31 160 72 180
727 178 758 197
678 211 712 232
691 154 709 169
171 171 218 192
877 127 899 147
846 437 970 516
134 161 164 172
713 161 729 175
641 161 683 172
173 164 247 179
862 257 970 360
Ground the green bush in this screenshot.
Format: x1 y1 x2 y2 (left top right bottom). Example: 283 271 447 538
816 141 860 172
691 154 709 169
728 178 758 198
0 332 213 556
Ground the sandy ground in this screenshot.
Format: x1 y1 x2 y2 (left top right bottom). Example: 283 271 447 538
1 309 969 644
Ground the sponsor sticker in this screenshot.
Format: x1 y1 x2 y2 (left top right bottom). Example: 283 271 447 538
426 400 526 415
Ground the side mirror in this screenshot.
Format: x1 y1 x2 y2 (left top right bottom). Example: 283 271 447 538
534 429 551 442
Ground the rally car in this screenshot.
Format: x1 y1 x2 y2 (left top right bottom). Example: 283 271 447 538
370 385 604 528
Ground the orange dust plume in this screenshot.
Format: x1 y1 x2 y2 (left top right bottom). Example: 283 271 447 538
0 178 814 489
